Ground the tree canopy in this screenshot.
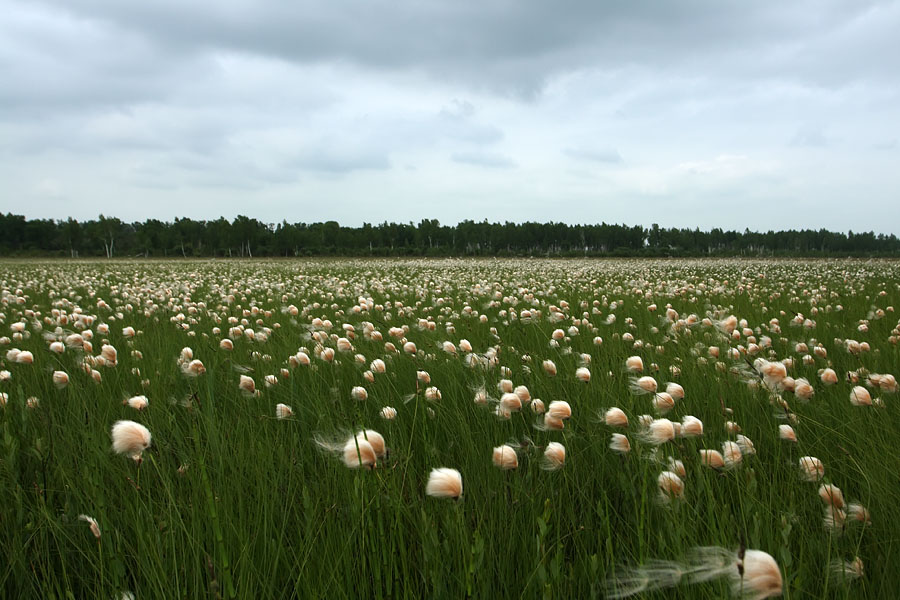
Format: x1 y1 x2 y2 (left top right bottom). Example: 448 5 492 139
1 214 898 258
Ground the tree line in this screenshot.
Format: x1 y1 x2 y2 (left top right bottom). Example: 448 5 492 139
1 213 898 258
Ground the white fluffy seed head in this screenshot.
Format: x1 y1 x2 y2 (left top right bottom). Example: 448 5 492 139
182 359 205 377
542 442 566 470
667 457 686 478
820 368 838 385
609 433 631 454
818 484 845 509
514 385 531 403
78 514 101 539
356 430 386 458
604 407 628 428
111 420 151 459
847 503 871 524
849 386 872 406
652 392 675 414
239 375 256 395
100 345 117 365
798 456 824 481
665 382 684 400
736 549 783 599
736 434 756 456
539 408 564 428
500 392 522 412
547 400 571 420
625 355 643 372
426 468 463 499
52 370 69 388
794 378 814 401
721 441 743 469
674 416 700 438
342 437 377 469
631 376 658 394
700 449 725 469
640 418 676 445
778 424 797 442
657 471 684 501
126 395 149 410
823 505 846 532
492 445 519 470
830 557 864 580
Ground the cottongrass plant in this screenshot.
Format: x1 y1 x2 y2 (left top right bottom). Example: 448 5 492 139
1 257 896 598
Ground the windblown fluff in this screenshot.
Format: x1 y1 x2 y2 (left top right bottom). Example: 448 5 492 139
605 546 782 599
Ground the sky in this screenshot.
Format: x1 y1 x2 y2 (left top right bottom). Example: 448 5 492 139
1 0 899 233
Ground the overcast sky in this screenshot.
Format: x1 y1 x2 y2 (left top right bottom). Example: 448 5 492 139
2 0 899 232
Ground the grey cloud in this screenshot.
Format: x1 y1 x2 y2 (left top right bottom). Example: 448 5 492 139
439 100 476 120
435 101 504 144
0 3 194 113
121 130 392 194
23 0 898 96
290 150 391 174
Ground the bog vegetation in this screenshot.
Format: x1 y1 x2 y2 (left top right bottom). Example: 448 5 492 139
1 258 898 598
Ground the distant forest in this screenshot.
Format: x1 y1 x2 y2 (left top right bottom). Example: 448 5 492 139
2 213 899 258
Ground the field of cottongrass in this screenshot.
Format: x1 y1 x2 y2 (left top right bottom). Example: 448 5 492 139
1 257 898 599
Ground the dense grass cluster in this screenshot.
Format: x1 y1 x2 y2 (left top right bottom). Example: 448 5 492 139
1 258 898 598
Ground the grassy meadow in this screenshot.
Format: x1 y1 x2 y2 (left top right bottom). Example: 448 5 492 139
1 258 898 599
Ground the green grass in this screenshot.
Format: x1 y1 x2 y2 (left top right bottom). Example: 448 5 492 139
0 258 898 598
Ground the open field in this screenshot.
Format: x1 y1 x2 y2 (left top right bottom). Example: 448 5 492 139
1 258 898 598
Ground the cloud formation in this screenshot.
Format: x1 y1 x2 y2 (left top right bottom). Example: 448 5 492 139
1 0 899 232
